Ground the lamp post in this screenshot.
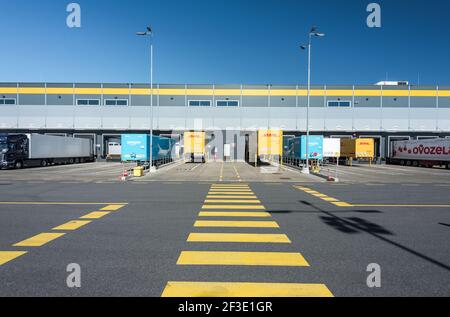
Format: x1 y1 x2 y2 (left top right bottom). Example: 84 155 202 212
300 26 325 174
137 26 156 172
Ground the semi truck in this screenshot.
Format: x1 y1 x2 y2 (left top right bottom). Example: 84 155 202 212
0 134 94 169
389 138 450 169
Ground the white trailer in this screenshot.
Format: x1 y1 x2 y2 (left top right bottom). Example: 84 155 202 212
389 138 450 169
323 138 341 158
0 134 94 169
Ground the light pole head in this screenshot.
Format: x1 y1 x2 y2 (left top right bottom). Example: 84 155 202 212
300 45 307 50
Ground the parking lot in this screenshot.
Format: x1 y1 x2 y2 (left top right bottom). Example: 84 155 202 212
0 162 136 183
0 161 449 296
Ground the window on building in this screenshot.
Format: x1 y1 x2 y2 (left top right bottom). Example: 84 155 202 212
104 99 128 106
327 100 352 108
216 100 239 107
77 99 100 106
0 98 16 105
189 100 211 107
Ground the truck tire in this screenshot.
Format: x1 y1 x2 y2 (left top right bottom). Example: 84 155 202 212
15 161 23 169
40 160 48 167
446 162 450 170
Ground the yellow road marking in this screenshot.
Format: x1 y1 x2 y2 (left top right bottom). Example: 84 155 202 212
207 196 257 199
177 251 309 266
187 233 291 243
0 202 128 206
208 189 253 192
194 220 279 228
198 212 271 218
322 197 339 202
100 204 126 211
80 211 110 219
14 233 65 247
352 204 450 208
210 187 249 190
312 194 328 198
209 192 255 195
202 205 265 210
0 251 27 266
204 200 261 203
52 220 92 231
162 282 333 297
212 184 249 186
331 202 354 207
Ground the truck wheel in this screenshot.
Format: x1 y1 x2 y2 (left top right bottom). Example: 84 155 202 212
15 161 23 169
400 160 405 166
446 163 450 170
413 161 419 167
40 160 48 167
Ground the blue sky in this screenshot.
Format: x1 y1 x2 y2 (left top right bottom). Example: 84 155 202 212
0 0 449 85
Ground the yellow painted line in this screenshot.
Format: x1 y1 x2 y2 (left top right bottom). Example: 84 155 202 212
0 202 128 206
14 233 65 247
207 196 257 199
198 212 271 218
207 189 253 192
202 205 265 210
80 211 110 219
211 183 249 187
352 204 450 208
312 194 329 198
204 200 261 203
187 233 291 243
211 186 251 191
331 202 354 207
162 282 333 297
304 190 320 194
177 251 309 266
209 192 255 195
0 251 27 266
194 220 279 228
100 204 126 211
322 197 340 202
52 220 92 231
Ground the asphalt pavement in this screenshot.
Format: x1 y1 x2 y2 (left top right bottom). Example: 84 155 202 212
0 162 449 296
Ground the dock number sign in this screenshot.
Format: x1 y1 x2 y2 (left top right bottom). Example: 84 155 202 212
258 129 283 156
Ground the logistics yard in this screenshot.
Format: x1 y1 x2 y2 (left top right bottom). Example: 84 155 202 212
0 161 449 296
1 0 450 300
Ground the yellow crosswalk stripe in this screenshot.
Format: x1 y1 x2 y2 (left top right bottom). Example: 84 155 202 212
194 220 279 228
100 204 125 211
322 197 339 202
177 251 309 266
207 196 257 199
187 233 291 243
161 282 334 297
204 200 261 203
332 202 354 207
14 233 66 247
209 192 255 195
198 211 271 218
211 186 250 189
52 220 91 231
0 251 27 266
208 189 253 192
80 211 110 219
202 205 265 210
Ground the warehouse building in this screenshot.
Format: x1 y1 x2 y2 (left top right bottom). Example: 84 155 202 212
1 83 449 161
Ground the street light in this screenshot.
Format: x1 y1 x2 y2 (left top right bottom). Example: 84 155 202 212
300 26 325 174
137 26 156 172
